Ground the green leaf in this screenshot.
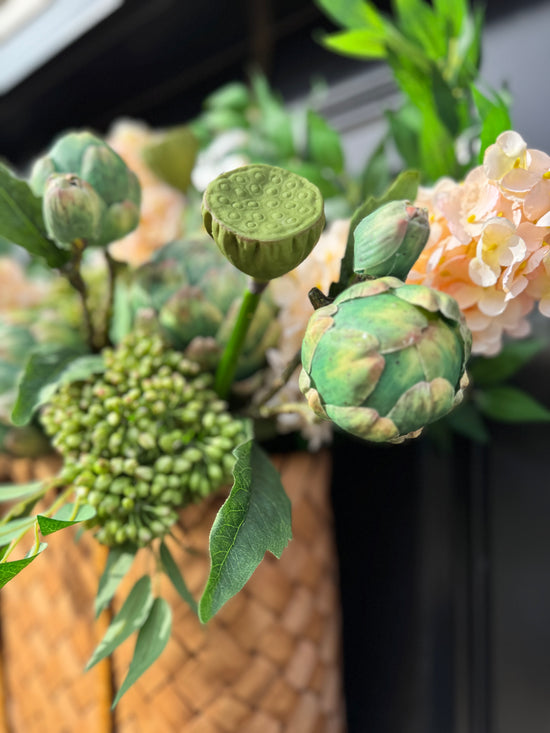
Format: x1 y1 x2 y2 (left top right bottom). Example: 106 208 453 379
251 73 295 160
392 0 447 59
469 339 546 387
315 0 386 30
0 516 37 545
95 544 137 618
0 480 43 503
476 386 550 423
386 105 422 170
445 401 489 443
306 110 344 174
471 85 512 162
160 541 197 614
112 597 172 707
360 137 391 200
433 0 467 36
198 440 292 623
0 164 68 268
0 542 46 588
37 503 96 536
204 82 250 111
319 29 388 59
11 348 103 426
86 575 154 670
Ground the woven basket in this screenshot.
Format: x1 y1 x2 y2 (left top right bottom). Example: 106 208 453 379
0 451 345 733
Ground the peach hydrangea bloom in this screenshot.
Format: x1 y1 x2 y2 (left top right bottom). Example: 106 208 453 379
106 119 186 266
408 131 550 356
264 220 349 448
0 258 46 315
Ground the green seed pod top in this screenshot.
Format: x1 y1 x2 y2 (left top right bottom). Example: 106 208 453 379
300 278 471 443
353 200 430 281
30 131 141 248
201 164 325 281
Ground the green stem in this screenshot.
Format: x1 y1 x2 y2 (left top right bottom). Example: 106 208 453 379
214 279 267 399
101 250 119 349
63 239 96 351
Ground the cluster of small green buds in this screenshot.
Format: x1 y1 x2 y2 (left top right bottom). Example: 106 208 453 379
41 330 247 547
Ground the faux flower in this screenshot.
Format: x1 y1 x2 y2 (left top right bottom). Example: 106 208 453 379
0 258 47 315
106 120 186 266
408 131 550 355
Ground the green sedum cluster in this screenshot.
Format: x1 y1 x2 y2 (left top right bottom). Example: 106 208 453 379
41 330 247 547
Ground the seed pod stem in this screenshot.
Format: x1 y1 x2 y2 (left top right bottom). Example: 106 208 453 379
214 278 267 399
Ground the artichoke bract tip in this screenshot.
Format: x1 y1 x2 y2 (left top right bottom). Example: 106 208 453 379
202 164 325 281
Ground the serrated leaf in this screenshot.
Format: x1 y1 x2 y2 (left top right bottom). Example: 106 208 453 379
0 516 37 544
95 544 137 618
469 339 545 387
0 542 47 588
86 575 154 670
306 110 344 174
476 386 550 423
198 440 292 623
0 480 43 503
37 503 96 535
0 163 67 268
112 597 172 707
160 541 197 613
11 348 103 426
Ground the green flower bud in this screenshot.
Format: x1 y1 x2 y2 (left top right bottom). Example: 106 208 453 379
43 174 105 247
201 164 325 281
353 200 430 281
300 278 471 443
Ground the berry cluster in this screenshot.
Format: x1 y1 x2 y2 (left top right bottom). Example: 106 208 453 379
41 330 246 547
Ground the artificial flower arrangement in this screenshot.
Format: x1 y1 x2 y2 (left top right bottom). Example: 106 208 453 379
1 0 550 713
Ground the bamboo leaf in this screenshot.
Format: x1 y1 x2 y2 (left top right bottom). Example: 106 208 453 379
476 386 550 423
160 541 197 614
315 0 386 30
86 576 154 670
198 440 292 623
112 598 172 707
469 339 546 387
319 29 388 59
95 544 137 617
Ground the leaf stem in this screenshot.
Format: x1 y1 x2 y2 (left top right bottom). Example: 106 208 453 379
214 279 267 399
62 239 96 350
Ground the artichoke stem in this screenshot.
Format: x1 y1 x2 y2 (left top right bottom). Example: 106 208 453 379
214 278 267 399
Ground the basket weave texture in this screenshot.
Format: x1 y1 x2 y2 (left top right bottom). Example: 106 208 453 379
0 450 345 733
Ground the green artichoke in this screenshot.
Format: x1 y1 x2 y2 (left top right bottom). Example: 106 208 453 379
130 237 281 379
41 329 247 547
353 200 430 280
299 278 471 443
30 131 141 248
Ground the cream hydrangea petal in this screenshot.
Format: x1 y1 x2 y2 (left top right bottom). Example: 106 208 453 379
478 288 506 316
484 131 528 180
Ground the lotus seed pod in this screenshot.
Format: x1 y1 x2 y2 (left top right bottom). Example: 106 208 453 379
300 278 472 443
201 164 325 281
353 200 430 280
41 329 247 547
30 130 141 248
43 174 105 247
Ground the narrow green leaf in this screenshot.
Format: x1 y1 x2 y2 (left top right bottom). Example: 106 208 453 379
198 440 292 623
445 401 489 443
433 0 466 36
0 163 67 267
160 541 197 613
360 137 391 200
392 0 446 59
37 503 96 536
11 348 103 426
0 516 37 544
86 576 154 670
319 29 388 59
112 598 172 707
469 339 546 387
306 110 344 174
251 73 295 160
471 85 512 162
476 386 550 423
95 544 137 618
0 480 43 503
386 105 422 170
0 542 47 588
315 0 386 30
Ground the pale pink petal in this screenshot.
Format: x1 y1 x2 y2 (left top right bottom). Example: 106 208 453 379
478 288 507 316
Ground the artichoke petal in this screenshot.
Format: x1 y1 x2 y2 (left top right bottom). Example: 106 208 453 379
387 378 456 435
325 404 399 442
